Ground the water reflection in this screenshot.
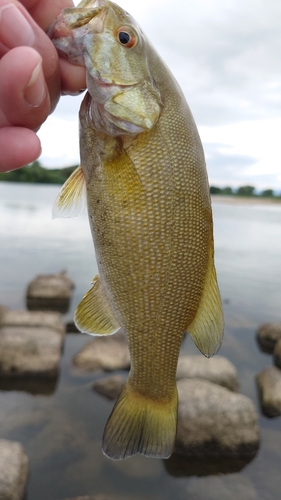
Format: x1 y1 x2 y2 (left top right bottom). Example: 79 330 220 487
1 183 281 500
165 451 258 477
0 377 58 395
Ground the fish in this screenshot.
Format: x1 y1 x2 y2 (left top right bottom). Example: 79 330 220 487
49 0 224 460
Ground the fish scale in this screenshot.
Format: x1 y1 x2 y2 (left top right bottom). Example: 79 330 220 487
50 0 223 460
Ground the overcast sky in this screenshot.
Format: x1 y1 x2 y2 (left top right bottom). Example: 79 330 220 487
38 0 281 191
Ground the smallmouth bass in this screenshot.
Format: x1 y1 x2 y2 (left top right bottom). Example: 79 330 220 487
49 0 224 460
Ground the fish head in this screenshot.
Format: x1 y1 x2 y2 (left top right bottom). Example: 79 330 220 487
49 0 162 136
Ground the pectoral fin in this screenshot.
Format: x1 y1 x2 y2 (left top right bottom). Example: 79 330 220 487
188 250 224 358
74 275 120 335
52 165 86 219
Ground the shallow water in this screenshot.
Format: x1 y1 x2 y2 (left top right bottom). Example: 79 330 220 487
0 182 281 499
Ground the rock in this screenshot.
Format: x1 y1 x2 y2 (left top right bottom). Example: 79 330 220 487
26 271 74 313
0 309 65 337
256 322 281 351
175 378 259 456
73 335 130 372
274 339 281 369
0 326 63 378
0 439 29 500
176 355 238 391
93 375 126 399
256 366 281 417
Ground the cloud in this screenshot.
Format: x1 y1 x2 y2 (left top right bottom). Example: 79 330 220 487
38 0 281 189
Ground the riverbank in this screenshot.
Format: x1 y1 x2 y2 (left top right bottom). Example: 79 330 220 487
211 195 281 205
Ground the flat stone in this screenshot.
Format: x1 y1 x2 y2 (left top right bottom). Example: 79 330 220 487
0 439 28 500
73 334 130 372
256 322 281 351
256 366 281 417
93 375 126 399
175 378 259 456
176 355 238 391
274 339 281 369
0 309 65 337
26 271 74 312
0 326 63 378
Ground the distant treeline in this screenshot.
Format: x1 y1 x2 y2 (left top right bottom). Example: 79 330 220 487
0 161 77 184
210 185 281 199
0 163 280 198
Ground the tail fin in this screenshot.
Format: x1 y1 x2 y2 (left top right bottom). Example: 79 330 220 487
102 382 178 460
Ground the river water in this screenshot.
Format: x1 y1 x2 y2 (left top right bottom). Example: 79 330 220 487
0 182 281 499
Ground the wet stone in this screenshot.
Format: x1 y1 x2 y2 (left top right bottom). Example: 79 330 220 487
0 439 29 500
176 355 238 391
175 378 259 456
93 375 126 399
256 366 281 417
26 271 74 313
0 326 64 378
274 339 281 369
256 322 281 351
73 334 130 372
0 308 65 337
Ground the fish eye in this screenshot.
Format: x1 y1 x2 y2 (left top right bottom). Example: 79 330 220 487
116 27 137 48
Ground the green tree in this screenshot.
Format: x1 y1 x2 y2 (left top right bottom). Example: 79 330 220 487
260 189 274 198
0 161 77 184
221 187 233 195
210 186 222 194
236 185 255 197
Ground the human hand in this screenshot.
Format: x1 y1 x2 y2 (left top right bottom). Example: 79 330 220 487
0 0 86 172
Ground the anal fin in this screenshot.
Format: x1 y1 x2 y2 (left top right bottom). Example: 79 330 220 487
74 275 120 335
188 248 224 358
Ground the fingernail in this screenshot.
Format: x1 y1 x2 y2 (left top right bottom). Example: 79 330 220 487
24 59 46 107
0 4 35 48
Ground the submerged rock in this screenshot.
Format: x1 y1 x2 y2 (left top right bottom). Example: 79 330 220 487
0 325 63 378
73 334 130 372
0 308 65 337
0 439 29 500
175 378 259 456
256 366 281 417
256 322 281 352
176 355 238 391
26 271 74 313
274 339 281 369
93 375 126 399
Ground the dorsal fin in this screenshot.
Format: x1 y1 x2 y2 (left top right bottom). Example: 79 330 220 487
52 165 86 218
74 275 120 335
